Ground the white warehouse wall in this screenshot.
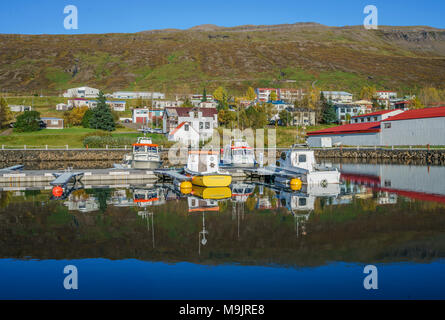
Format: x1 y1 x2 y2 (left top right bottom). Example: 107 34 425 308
307 132 381 147
381 117 445 146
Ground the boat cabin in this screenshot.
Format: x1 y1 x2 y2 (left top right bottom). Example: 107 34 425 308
277 149 317 172
222 139 255 166
186 150 220 174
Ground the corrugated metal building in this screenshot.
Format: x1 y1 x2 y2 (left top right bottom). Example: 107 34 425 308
307 106 445 147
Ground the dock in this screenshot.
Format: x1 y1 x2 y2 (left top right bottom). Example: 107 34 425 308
0 168 158 185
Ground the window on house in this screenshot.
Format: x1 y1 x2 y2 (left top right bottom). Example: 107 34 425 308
374 117 378 121
184 124 189 131
199 122 203 129
51 120 59 125
367 117 371 122
384 123 391 129
205 122 210 129
341 108 345 113
361 118 365 122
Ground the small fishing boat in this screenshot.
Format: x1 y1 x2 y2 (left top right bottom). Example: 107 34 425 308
221 139 256 167
185 150 232 187
116 137 162 169
244 145 340 190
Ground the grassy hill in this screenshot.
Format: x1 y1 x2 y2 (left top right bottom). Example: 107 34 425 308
1 23 445 95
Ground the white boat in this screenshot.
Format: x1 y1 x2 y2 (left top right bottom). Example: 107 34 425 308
116 137 162 169
276 147 340 186
221 139 256 167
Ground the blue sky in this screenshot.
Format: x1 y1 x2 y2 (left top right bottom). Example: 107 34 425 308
0 0 444 34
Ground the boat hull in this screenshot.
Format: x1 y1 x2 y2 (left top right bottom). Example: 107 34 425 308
192 186 232 199
131 160 162 170
191 174 232 187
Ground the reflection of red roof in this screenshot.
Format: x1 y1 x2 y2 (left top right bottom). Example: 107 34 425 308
307 122 380 136
352 110 397 118
384 106 445 122
341 173 381 185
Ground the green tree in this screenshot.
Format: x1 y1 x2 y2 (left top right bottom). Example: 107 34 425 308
88 92 116 131
279 109 292 126
201 88 207 102
320 94 337 124
0 97 13 128
82 109 94 128
13 110 41 132
246 87 256 101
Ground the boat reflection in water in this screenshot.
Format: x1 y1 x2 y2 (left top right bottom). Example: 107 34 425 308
2 162 445 299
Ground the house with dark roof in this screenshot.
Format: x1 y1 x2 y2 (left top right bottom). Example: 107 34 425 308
307 106 445 147
162 107 218 144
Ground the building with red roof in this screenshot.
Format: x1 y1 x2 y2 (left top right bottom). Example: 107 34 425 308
307 106 445 147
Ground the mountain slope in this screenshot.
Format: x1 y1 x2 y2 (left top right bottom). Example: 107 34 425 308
1 23 445 95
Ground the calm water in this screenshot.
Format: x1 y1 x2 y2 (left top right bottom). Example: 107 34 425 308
1 162 445 299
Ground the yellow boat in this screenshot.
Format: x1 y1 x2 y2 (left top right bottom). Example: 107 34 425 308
192 186 232 199
185 150 232 187
191 174 232 187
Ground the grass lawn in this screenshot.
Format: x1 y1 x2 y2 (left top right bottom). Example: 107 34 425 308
0 127 170 148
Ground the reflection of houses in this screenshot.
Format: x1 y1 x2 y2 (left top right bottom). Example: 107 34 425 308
64 195 99 212
337 163 445 204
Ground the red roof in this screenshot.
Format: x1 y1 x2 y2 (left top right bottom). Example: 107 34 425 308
169 122 186 136
166 107 217 117
384 106 445 122
307 122 381 136
352 110 396 118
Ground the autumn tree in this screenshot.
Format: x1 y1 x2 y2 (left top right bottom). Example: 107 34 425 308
64 106 89 127
213 86 228 102
411 96 424 109
0 97 13 128
360 86 377 100
246 87 256 101
269 90 278 101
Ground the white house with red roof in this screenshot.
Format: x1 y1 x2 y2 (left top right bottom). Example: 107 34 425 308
168 122 200 147
163 107 218 145
307 106 445 147
352 109 404 123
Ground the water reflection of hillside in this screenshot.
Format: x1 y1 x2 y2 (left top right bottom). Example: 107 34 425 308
0 178 445 267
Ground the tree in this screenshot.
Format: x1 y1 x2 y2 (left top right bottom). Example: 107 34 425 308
88 91 116 131
411 96 424 109
0 97 13 128
320 95 337 124
360 86 377 100
182 98 194 108
82 109 94 128
269 90 278 101
213 86 228 102
64 106 89 127
14 110 41 132
246 87 256 101
279 109 292 126
201 88 207 102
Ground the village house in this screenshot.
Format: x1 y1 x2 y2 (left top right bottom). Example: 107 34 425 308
199 101 218 108
168 122 200 147
67 99 126 111
56 103 69 111
376 91 398 108
9 105 32 112
351 110 404 123
278 88 305 103
163 107 218 142
322 91 353 103
112 91 165 99
190 94 214 107
256 88 279 102
152 100 183 109
307 106 445 147
132 108 164 124
290 108 316 126
41 117 64 129
63 86 100 98
333 102 367 122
